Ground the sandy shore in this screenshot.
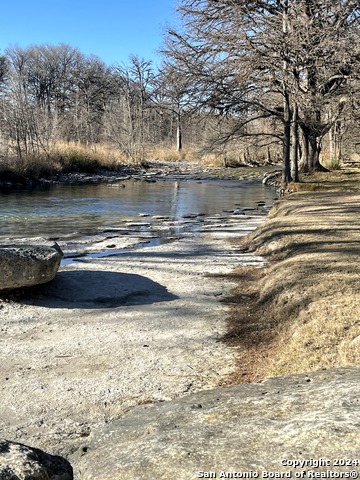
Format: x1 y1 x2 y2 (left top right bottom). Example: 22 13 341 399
0 216 265 471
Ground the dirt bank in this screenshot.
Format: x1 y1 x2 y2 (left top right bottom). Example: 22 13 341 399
225 189 360 383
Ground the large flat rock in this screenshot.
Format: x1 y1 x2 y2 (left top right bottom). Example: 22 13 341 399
78 367 360 479
0 243 63 290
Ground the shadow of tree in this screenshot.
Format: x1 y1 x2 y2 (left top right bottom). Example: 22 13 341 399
218 191 360 382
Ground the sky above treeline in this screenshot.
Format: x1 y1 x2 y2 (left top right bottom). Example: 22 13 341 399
1 0 179 66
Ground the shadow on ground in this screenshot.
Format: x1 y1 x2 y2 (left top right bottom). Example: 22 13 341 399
219 189 360 383
20 270 178 309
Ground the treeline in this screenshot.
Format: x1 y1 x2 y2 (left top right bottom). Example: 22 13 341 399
0 1 359 181
0 44 257 176
0 45 206 172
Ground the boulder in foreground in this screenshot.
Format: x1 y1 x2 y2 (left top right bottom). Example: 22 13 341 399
0 438 73 479
0 243 63 291
78 367 360 480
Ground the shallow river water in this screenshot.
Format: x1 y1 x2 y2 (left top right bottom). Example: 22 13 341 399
0 178 276 240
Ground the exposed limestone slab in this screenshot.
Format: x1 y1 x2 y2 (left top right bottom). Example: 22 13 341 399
78 367 360 480
0 243 63 290
0 438 73 479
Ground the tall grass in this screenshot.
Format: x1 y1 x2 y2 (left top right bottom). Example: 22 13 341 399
0 141 273 180
146 146 245 167
0 142 132 180
51 142 128 172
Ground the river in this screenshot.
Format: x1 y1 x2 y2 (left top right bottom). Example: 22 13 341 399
0 178 276 241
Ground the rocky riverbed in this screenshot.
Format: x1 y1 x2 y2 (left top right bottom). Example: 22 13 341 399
0 210 266 478
0 159 281 190
2 175 360 478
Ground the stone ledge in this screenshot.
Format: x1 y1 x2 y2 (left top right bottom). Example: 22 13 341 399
77 367 360 479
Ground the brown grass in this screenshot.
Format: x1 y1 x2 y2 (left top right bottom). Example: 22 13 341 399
147 146 188 162
0 142 133 179
288 155 360 192
223 159 360 384
146 146 226 165
51 141 130 171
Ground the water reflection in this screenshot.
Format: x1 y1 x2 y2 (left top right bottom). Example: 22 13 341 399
0 178 276 239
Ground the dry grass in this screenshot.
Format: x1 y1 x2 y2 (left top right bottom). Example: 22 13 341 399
146 145 223 164
224 161 360 384
146 146 250 167
50 141 129 171
288 155 360 192
147 146 188 162
1 140 282 177
0 142 133 179
1 143 212 178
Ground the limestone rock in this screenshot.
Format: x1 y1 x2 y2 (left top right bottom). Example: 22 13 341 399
0 439 73 479
78 367 360 480
0 243 63 291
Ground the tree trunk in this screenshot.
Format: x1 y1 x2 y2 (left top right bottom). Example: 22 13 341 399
291 105 299 182
176 117 182 152
267 147 272 164
299 126 329 173
329 124 335 162
308 135 328 172
282 94 292 183
329 121 343 164
282 1 292 184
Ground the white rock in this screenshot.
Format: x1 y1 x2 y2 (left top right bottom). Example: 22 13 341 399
0 243 63 290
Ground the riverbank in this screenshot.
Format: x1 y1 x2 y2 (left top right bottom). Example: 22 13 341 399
224 159 360 383
0 157 280 190
3 160 360 477
0 211 267 476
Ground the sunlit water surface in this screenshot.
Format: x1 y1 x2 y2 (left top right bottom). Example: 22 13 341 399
0 178 276 240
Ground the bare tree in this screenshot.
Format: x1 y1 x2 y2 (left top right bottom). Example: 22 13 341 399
71 55 113 145
153 61 199 152
285 1 360 172
107 56 155 161
164 0 360 181
1 45 85 159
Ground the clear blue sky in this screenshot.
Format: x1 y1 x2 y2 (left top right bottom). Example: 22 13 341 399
0 0 179 66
